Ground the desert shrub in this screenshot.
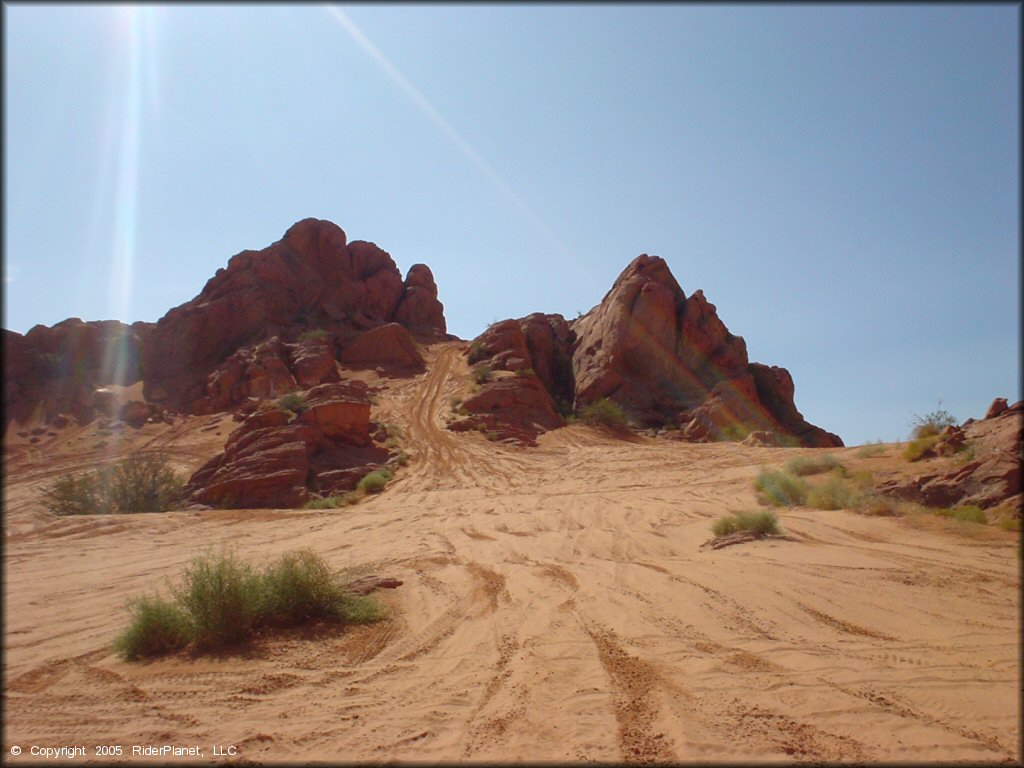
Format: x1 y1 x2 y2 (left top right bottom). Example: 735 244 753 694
472 363 494 385
857 493 901 517
43 453 183 516
807 476 860 510
909 402 957 439
467 340 488 364
304 493 358 509
857 441 886 458
114 595 193 661
116 550 385 660
753 469 808 507
711 509 781 537
173 550 262 649
276 391 308 416
394 450 410 467
357 469 393 495
298 328 329 342
718 423 750 442
577 398 629 430
785 454 844 477
258 549 356 627
903 434 940 462
934 505 987 525
997 517 1021 532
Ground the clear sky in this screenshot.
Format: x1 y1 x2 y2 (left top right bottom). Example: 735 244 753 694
4 3 1020 446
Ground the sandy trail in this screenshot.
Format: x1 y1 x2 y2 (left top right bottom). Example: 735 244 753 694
3 342 1020 763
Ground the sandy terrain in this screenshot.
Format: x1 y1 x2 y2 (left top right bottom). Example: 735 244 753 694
4 342 1020 763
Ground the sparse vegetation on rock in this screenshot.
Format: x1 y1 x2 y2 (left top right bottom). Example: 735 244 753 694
576 397 629 430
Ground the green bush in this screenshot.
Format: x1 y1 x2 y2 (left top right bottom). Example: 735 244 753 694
173 551 262 649
577 398 629 430
753 469 808 507
711 509 781 537
116 549 386 660
114 595 193 661
298 329 329 342
785 454 844 477
903 434 940 462
304 493 358 509
276 391 309 417
718 423 750 442
357 469 393 495
934 505 987 525
807 476 860 510
997 517 1021 532
43 453 183 516
909 403 957 439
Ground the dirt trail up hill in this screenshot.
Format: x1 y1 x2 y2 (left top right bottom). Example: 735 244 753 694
3 342 1020 763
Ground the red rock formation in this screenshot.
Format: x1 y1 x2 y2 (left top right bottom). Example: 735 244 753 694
877 400 1022 511
449 314 573 444
393 264 446 338
340 323 425 373
448 373 564 446
4 319 152 425
140 219 445 411
571 255 842 446
185 381 388 508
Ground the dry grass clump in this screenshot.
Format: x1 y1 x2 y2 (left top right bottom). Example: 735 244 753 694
784 454 845 477
43 453 183 516
932 505 988 525
753 469 808 507
806 476 862 510
115 549 385 661
711 509 781 537
357 469 393 495
903 434 941 462
856 441 887 458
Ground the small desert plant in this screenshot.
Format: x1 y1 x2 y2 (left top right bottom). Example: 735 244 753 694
304 493 358 509
43 453 183 516
467 340 488 364
577 398 629 430
903 434 940 462
785 454 844 477
298 328 329 342
357 469 393 495
909 402 957 439
114 595 193 661
711 509 781 537
934 505 987 525
856 493 901 517
116 549 385 660
857 440 887 458
807 476 861 510
173 550 262 649
276 391 309 417
515 367 536 377
472 363 494 385
753 469 808 507
718 423 750 442
997 517 1021 532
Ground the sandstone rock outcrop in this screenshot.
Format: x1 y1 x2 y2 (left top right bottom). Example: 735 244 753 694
449 314 573 444
877 400 1022 512
340 323 425 373
570 255 841 446
141 218 445 411
4 319 152 425
185 381 390 508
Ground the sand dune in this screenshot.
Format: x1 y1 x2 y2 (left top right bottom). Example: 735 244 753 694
4 342 1019 763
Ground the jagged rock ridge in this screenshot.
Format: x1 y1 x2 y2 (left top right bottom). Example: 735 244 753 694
453 254 842 447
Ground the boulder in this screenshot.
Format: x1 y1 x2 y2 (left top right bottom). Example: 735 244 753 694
184 381 386 509
340 323 425 373
119 400 150 429
393 264 447 338
985 397 1008 419
448 373 564 446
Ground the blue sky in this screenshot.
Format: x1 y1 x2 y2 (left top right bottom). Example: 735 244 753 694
4 4 1019 445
